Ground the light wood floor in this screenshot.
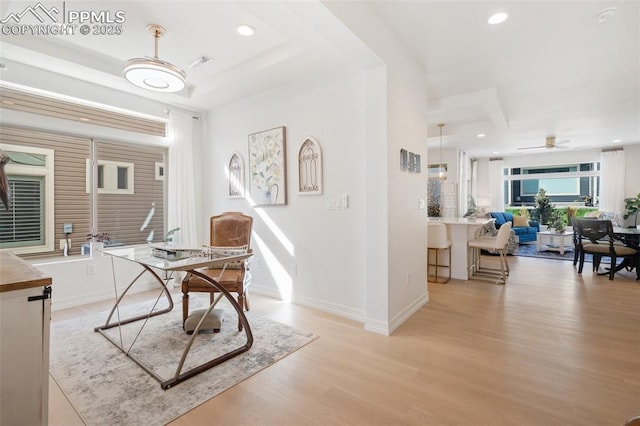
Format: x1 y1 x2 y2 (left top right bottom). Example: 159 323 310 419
49 255 640 426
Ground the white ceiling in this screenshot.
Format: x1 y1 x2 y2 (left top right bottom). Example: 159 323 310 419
0 0 638 158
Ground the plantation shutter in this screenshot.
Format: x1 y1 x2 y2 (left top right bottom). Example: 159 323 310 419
0 177 43 247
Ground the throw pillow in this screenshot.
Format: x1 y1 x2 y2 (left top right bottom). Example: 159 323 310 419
206 245 248 269
512 215 529 227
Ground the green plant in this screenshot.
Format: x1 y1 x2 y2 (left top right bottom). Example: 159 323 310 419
531 188 554 225
548 209 566 233
623 193 640 219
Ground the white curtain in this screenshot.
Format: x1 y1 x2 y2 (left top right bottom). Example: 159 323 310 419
488 158 505 211
599 149 626 214
167 110 198 247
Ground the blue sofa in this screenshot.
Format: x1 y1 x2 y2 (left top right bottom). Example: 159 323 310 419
489 212 540 244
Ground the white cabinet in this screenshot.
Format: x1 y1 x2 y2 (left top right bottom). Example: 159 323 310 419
0 252 52 426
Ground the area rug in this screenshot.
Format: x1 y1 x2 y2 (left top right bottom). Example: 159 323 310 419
50 295 318 425
515 243 593 263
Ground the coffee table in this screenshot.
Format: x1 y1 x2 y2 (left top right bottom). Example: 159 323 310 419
536 230 574 255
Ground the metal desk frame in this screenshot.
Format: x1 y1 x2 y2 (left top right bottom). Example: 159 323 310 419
96 246 253 389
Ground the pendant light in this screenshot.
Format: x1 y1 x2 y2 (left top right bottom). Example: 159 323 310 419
124 24 186 93
438 123 446 180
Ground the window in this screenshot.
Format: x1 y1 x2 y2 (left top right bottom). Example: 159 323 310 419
505 162 599 206
86 159 134 194
0 144 55 254
1 126 166 258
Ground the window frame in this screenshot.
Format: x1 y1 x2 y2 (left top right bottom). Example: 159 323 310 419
0 143 55 254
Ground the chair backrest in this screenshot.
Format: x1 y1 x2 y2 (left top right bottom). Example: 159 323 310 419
575 218 611 244
427 222 449 249
495 221 512 247
210 212 253 248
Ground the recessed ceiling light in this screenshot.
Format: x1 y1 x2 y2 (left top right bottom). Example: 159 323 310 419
493 151 500 154
236 24 255 36
612 139 622 143
477 133 486 138
488 12 508 25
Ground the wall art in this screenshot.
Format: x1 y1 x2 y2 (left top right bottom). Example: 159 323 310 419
298 136 323 195
248 126 287 205
228 152 244 199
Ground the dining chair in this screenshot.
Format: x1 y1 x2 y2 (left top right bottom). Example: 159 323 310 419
427 222 451 283
468 221 512 284
574 218 638 280
181 212 253 331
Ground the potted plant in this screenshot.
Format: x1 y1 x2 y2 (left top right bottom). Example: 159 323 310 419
86 232 111 255
531 188 554 226
548 209 566 233
623 192 640 228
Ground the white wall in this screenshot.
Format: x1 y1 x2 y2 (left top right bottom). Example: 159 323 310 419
624 145 640 199
202 67 369 322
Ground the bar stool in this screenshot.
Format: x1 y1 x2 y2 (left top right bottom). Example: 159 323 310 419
427 222 451 283
468 221 512 284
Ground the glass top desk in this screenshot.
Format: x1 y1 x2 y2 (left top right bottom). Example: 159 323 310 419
99 244 253 389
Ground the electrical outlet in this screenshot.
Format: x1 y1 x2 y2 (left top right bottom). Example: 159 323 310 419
86 264 95 275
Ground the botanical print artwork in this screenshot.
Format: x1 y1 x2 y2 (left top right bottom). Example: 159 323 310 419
248 127 286 205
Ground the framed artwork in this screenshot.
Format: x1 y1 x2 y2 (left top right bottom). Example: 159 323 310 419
248 126 287 205
415 154 421 173
409 152 416 172
298 136 323 195
400 149 408 170
228 152 244 199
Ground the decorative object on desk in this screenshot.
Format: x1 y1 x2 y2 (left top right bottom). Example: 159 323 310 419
400 148 408 171
531 187 554 225
248 126 286 206
0 148 11 211
49 295 317 426
298 137 322 195
228 152 245 199
163 227 180 243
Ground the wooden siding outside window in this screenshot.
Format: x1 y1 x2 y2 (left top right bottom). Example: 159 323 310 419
0 126 166 258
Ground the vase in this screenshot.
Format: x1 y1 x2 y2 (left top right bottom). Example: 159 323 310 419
255 184 278 205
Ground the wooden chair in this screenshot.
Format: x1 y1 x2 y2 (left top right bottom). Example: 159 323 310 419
181 212 253 331
574 218 638 280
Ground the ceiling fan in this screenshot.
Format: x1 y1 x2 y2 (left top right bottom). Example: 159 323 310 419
518 136 570 150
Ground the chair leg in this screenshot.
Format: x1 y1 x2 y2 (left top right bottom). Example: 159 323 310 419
610 255 616 280
578 251 585 274
182 291 189 327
